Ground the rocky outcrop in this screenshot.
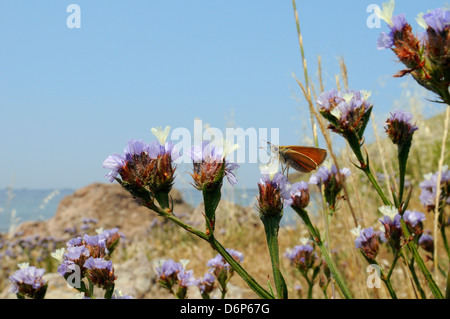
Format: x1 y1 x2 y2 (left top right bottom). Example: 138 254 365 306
14 183 193 240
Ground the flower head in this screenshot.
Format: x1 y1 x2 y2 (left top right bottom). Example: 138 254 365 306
309 161 350 210
83 257 116 290
419 166 450 212
284 244 319 272
9 265 47 299
285 181 310 209
353 227 380 260
195 273 215 295
418 233 434 253
256 172 290 217
379 207 403 251
422 8 450 34
188 141 239 190
207 248 243 284
403 210 426 236
318 89 373 144
385 110 418 145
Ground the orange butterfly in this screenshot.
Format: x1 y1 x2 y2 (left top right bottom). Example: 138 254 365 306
267 142 327 175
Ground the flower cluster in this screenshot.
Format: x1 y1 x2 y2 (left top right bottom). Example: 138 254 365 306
284 244 320 273
351 226 381 260
53 228 123 298
155 249 243 299
9 263 48 299
419 166 450 213
188 141 239 190
285 181 310 209
256 172 291 217
378 206 403 251
377 1 450 102
309 161 351 211
103 127 180 197
155 259 195 299
385 110 418 146
317 89 373 144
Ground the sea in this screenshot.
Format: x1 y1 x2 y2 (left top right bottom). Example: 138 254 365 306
0 187 300 233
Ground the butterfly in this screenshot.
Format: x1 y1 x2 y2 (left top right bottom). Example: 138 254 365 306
267 142 327 176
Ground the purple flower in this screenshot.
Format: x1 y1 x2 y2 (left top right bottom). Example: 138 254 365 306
156 259 184 278
64 245 90 260
10 266 46 293
379 213 403 250
148 140 181 161
377 14 408 50
419 167 450 211
377 31 394 50
256 172 291 216
102 153 126 183
207 249 243 281
84 257 116 289
385 110 418 145
354 227 380 259
418 233 434 253
123 139 150 160
309 164 350 210
285 181 310 208
423 8 450 33
84 257 113 271
177 270 195 288
403 210 426 227
188 141 239 188
196 273 215 294
284 245 317 271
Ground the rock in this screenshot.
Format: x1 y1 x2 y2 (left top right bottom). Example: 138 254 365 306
14 183 193 241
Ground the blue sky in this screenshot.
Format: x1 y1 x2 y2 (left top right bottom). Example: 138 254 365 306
0 1 446 190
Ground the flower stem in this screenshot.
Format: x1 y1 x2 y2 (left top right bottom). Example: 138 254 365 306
400 219 444 299
293 207 352 299
145 202 275 299
261 215 288 299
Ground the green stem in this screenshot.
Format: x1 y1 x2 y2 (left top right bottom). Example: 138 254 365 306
387 251 400 281
440 222 450 261
293 207 352 299
261 215 288 299
404 253 427 299
362 165 392 206
400 219 444 299
145 202 274 299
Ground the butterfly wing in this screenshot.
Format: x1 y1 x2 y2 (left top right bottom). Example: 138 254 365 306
281 146 327 173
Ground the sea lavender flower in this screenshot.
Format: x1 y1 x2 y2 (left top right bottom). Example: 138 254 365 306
285 181 310 209
376 12 408 50
83 257 116 290
155 259 184 291
422 8 450 34
419 166 450 212
309 161 351 211
9 264 48 299
377 1 450 103
378 206 403 251
352 226 380 260
207 249 243 281
418 233 434 254
403 210 426 236
103 139 154 189
256 171 290 217
284 244 319 272
318 90 373 160
188 140 239 190
195 273 216 297
385 110 418 146
174 269 196 299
